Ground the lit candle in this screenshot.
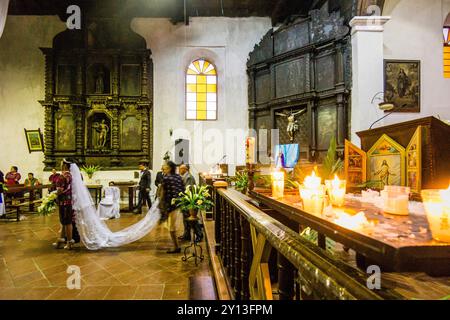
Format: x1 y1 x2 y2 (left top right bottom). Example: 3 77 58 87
422 185 450 243
246 137 256 164
325 175 346 207
381 186 410 216
272 171 284 199
299 171 325 216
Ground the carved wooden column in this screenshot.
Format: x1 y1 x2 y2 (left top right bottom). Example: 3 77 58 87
41 102 56 170
72 103 85 161
336 93 346 149
141 51 149 99
112 54 119 98
138 103 150 160
109 102 121 166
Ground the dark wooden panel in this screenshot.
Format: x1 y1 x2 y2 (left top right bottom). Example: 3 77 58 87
255 72 271 103
274 21 310 56
275 58 307 98
316 54 335 91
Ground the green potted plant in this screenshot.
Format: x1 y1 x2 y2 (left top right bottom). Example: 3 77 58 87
174 185 214 220
228 171 249 194
81 165 102 181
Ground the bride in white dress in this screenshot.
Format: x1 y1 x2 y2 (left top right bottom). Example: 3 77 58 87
70 162 161 250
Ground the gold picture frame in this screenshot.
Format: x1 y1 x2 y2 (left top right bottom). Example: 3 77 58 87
24 128 44 153
367 134 406 186
344 139 367 187
406 126 422 193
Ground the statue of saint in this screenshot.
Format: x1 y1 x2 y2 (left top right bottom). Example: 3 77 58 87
92 119 109 148
95 71 104 94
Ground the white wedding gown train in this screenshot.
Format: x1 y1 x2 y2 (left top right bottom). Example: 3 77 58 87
70 164 161 250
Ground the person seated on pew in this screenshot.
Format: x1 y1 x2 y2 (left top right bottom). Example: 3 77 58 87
24 173 40 187
5 166 21 185
24 173 41 199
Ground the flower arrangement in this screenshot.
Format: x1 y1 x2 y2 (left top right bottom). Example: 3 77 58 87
228 171 249 193
81 165 102 179
0 182 7 192
174 185 214 212
37 191 58 216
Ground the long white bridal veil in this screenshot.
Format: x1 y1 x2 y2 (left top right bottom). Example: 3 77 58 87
70 163 161 250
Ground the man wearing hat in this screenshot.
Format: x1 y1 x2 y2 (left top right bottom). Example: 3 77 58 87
133 160 152 214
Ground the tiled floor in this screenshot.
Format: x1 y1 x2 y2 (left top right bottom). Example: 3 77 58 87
0 210 211 300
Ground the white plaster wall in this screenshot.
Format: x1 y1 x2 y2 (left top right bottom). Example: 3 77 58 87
132 17 271 179
0 16 65 182
379 0 450 126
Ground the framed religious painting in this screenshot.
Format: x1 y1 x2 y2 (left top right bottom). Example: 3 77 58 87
24 129 44 153
344 140 367 187
367 134 406 187
384 60 421 112
406 126 422 194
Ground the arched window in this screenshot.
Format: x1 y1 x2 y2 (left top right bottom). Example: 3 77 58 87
443 14 450 78
186 59 217 120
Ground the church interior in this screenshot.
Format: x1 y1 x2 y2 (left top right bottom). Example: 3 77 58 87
0 0 450 302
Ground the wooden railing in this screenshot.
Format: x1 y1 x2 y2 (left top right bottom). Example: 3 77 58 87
213 187 402 300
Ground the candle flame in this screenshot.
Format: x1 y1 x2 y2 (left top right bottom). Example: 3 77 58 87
331 174 341 189
304 171 321 189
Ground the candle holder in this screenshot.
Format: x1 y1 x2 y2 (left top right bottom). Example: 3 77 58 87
271 171 284 199
299 171 325 216
421 189 450 243
325 176 346 207
381 186 410 216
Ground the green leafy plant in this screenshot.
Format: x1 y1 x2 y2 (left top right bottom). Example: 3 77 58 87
174 185 214 212
81 165 102 179
320 136 343 180
228 171 249 193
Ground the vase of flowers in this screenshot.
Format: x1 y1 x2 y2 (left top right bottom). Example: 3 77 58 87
175 185 214 221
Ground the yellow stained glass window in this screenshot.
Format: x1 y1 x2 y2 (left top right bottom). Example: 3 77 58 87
186 59 217 120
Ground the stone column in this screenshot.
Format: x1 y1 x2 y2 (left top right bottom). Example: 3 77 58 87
349 16 390 145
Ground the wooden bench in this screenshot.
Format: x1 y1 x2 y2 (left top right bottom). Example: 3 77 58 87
4 199 43 221
188 276 218 300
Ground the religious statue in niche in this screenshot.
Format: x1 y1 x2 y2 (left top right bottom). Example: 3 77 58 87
275 109 307 141
95 70 105 94
92 119 110 149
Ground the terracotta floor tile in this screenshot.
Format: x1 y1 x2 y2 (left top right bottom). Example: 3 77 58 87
0 287 24 300
75 286 111 300
46 287 82 300
12 271 45 287
22 287 58 300
134 285 165 300
82 270 111 285
162 284 188 300
103 285 138 300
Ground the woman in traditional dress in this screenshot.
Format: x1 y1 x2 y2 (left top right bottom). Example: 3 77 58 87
5 166 21 185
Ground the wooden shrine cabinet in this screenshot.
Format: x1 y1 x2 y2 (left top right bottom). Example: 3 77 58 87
356 117 450 194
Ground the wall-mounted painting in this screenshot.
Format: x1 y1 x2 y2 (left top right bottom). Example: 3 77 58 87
384 60 420 112
367 134 406 186
406 126 422 193
24 129 44 153
344 140 367 187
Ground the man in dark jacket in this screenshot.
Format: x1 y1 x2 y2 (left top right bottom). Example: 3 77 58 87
133 160 152 214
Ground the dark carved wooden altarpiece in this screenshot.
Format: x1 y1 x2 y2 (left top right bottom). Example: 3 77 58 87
39 15 153 170
248 7 352 162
